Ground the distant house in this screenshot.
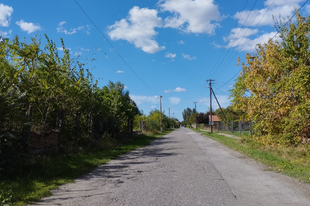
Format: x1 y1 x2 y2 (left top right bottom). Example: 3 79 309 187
209 115 221 125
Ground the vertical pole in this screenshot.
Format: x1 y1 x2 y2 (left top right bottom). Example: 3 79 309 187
193 102 197 112
160 96 162 132
173 113 174 128
169 107 170 129
227 120 229 132
231 120 234 134
209 80 213 133
239 121 241 136
250 120 252 137
130 120 133 135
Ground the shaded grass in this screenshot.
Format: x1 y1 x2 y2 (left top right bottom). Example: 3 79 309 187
192 128 310 185
1 129 174 206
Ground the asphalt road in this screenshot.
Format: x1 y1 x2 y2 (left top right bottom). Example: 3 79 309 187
34 127 310 206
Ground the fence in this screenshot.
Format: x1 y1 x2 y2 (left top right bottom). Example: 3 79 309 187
195 120 252 136
1 106 134 153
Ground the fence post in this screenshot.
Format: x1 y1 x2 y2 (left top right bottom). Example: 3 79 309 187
226 120 229 132
130 120 133 135
22 105 33 151
231 120 234 133
239 121 241 136
56 110 64 146
99 116 103 137
88 113 93 139
250 119 252 137
75 112 81 144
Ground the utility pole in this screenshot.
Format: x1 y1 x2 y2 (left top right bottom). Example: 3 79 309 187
160 96 162 132
207 79 215 133
193 102 197 112
169 107 170 129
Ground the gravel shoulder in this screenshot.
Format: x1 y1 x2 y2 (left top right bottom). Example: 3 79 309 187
33 128 310 206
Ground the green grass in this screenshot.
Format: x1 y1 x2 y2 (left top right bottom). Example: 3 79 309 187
0 129 174 206
192 128 310 185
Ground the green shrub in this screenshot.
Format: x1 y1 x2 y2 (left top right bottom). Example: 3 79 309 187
145 119 160 133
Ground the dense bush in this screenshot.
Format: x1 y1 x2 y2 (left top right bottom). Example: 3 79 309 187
0 34 139 174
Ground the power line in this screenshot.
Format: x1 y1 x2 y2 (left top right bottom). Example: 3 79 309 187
214 0 309 94
212 0 276 80
210 0 259 79
74 0 159 96
195 0 250 101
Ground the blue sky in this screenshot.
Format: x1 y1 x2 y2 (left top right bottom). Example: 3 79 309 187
1 0 309 121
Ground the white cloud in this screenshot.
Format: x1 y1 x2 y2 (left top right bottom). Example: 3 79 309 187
211 41 221 48
16 20 41 34
164 89 172 93
165 52 176 58
306 5 310 13
151 106 157 109
179 40 185 44
159 0 222 34
58 21 66 27
0 29 11 37
74 52 82 57
169 97 180 105
116 70 124 73
234 0 303 27
182 53 196 60
226 28 258 40
174 87 186 92
57 47 71 51
227 31 280 52
108 6 165 54
130 95 160 105
198 95 231 109
0 4 13 27
57 21 90 35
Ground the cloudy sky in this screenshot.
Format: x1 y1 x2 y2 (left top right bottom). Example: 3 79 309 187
0 0 308 121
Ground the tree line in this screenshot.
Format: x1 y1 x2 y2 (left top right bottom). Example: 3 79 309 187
0 34 140 171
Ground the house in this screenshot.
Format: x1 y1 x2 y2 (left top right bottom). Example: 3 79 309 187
209 115 221 125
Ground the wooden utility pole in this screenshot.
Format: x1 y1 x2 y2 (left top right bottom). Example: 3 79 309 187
160 96 162 132
207 79 215 133
193 102 197 112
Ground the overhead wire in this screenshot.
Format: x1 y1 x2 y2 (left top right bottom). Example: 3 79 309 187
195 0 250 102
214 0 309 94
209 0 258 79
74 0 160 96
213 0 275 80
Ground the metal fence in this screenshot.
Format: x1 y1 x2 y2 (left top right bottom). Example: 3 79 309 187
195 121 252 136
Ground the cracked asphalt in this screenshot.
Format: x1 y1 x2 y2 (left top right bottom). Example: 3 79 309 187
33 127 310 206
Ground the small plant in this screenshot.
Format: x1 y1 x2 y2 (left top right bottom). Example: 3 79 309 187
200 124 204 130
0 188 13 206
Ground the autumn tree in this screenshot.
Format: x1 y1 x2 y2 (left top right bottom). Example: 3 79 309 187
231 12 310 145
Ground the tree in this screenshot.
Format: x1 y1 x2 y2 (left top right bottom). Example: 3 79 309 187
182 107 193 125
230 11 310 145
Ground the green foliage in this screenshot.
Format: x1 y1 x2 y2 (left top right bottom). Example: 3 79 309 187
215 106 244 123
195 112 209 124
145 118 160 132
182 107 193 125
0 34 139 175
230 12 310 146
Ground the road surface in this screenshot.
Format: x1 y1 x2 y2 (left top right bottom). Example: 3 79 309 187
34 127 310 206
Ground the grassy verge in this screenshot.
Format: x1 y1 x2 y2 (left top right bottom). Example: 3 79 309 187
192 128 310 185
1 129 174 206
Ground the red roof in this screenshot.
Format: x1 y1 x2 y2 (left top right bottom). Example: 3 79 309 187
209 115 220 122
